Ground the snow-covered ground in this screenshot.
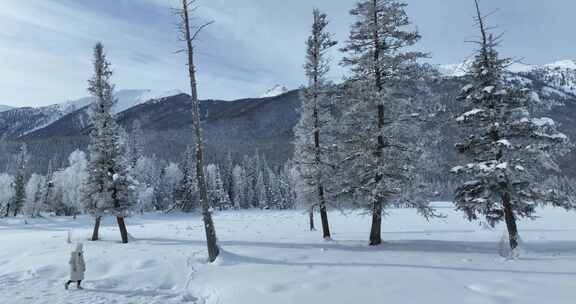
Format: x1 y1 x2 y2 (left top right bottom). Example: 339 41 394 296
1 204 575 304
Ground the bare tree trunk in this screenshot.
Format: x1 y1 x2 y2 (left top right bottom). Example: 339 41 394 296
502 192 519 250
309 205 316 231
180 0 219 262
313 98 330 240
318 185 331 239
91 216 101 241
4 203 9 217
369 200 383 246
116 216 129 244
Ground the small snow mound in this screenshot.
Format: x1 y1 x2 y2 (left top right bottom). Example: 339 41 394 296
498 231 524 259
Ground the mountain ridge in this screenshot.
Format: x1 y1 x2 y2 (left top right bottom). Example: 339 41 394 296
1 61 576 180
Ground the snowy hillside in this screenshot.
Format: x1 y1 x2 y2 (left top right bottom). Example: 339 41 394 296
55 89 184 115
439 60 576 80
0 89 182 138
112 89 184 113
1 206 575 304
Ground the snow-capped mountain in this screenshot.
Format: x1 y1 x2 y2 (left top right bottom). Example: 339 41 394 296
0 105 13 113
527 60 576 96
54 89 184 115
2 60 576 179
259 85 289 98
113 89 183 113
439 59 576 76
439 59 576 98
0 89 182 138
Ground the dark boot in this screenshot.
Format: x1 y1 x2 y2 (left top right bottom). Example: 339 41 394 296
77 280 83 290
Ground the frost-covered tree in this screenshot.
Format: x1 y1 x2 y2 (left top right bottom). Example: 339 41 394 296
207 164 232 210
451 0 574 255
133 156 159 213
41 160 55 215
294 9 337 239
243 154 259 208
53 150 88 216
0 173 15 217
175 146 198 212
339 0 431 245
232 164 247 209
279 162 298 209
220 151 234 203
23 173 46 218
156 163 182 211
83 42 133 243
11 144 28 216
127 119 145 169
255 167 267 209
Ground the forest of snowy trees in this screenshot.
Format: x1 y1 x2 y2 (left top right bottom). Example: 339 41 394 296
0 0 575 261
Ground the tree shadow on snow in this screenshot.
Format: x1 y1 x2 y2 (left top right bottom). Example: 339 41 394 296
137 237 576 256
82 287 180 299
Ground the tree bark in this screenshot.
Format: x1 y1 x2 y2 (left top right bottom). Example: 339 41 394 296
313 94 330 240
309 205 316 231
116 216 129 244
369 0 385 247
181 0 219 263
501 192 519 250
91 216 101 241
318 185 331 239
369 200 383 246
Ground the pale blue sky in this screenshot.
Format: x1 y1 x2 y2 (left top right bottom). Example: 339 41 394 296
1 0 574 107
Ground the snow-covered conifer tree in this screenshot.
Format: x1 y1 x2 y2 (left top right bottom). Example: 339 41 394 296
83 42 133 243
156 163 182 211
0 173 15 217
207 164 232 210
243 154 258 208
175 146 198 212
220 151 234 203
339 0 431 245
451 0 574 256
294 9 337 239
11 144 28 216
127 119 145 169
232 164 246 209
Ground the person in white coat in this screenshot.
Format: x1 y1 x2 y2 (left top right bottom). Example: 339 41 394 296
65 243 86 290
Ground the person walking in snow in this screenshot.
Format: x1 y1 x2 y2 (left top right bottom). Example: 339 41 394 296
65 243 86 290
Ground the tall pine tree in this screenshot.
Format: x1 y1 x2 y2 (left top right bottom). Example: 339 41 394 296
11 144 28 216
294 9 337 240
339 0 429 245
452 0 574 256
83 42 133 244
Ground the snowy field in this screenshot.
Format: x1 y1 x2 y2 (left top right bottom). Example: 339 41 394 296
1 203 576 304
